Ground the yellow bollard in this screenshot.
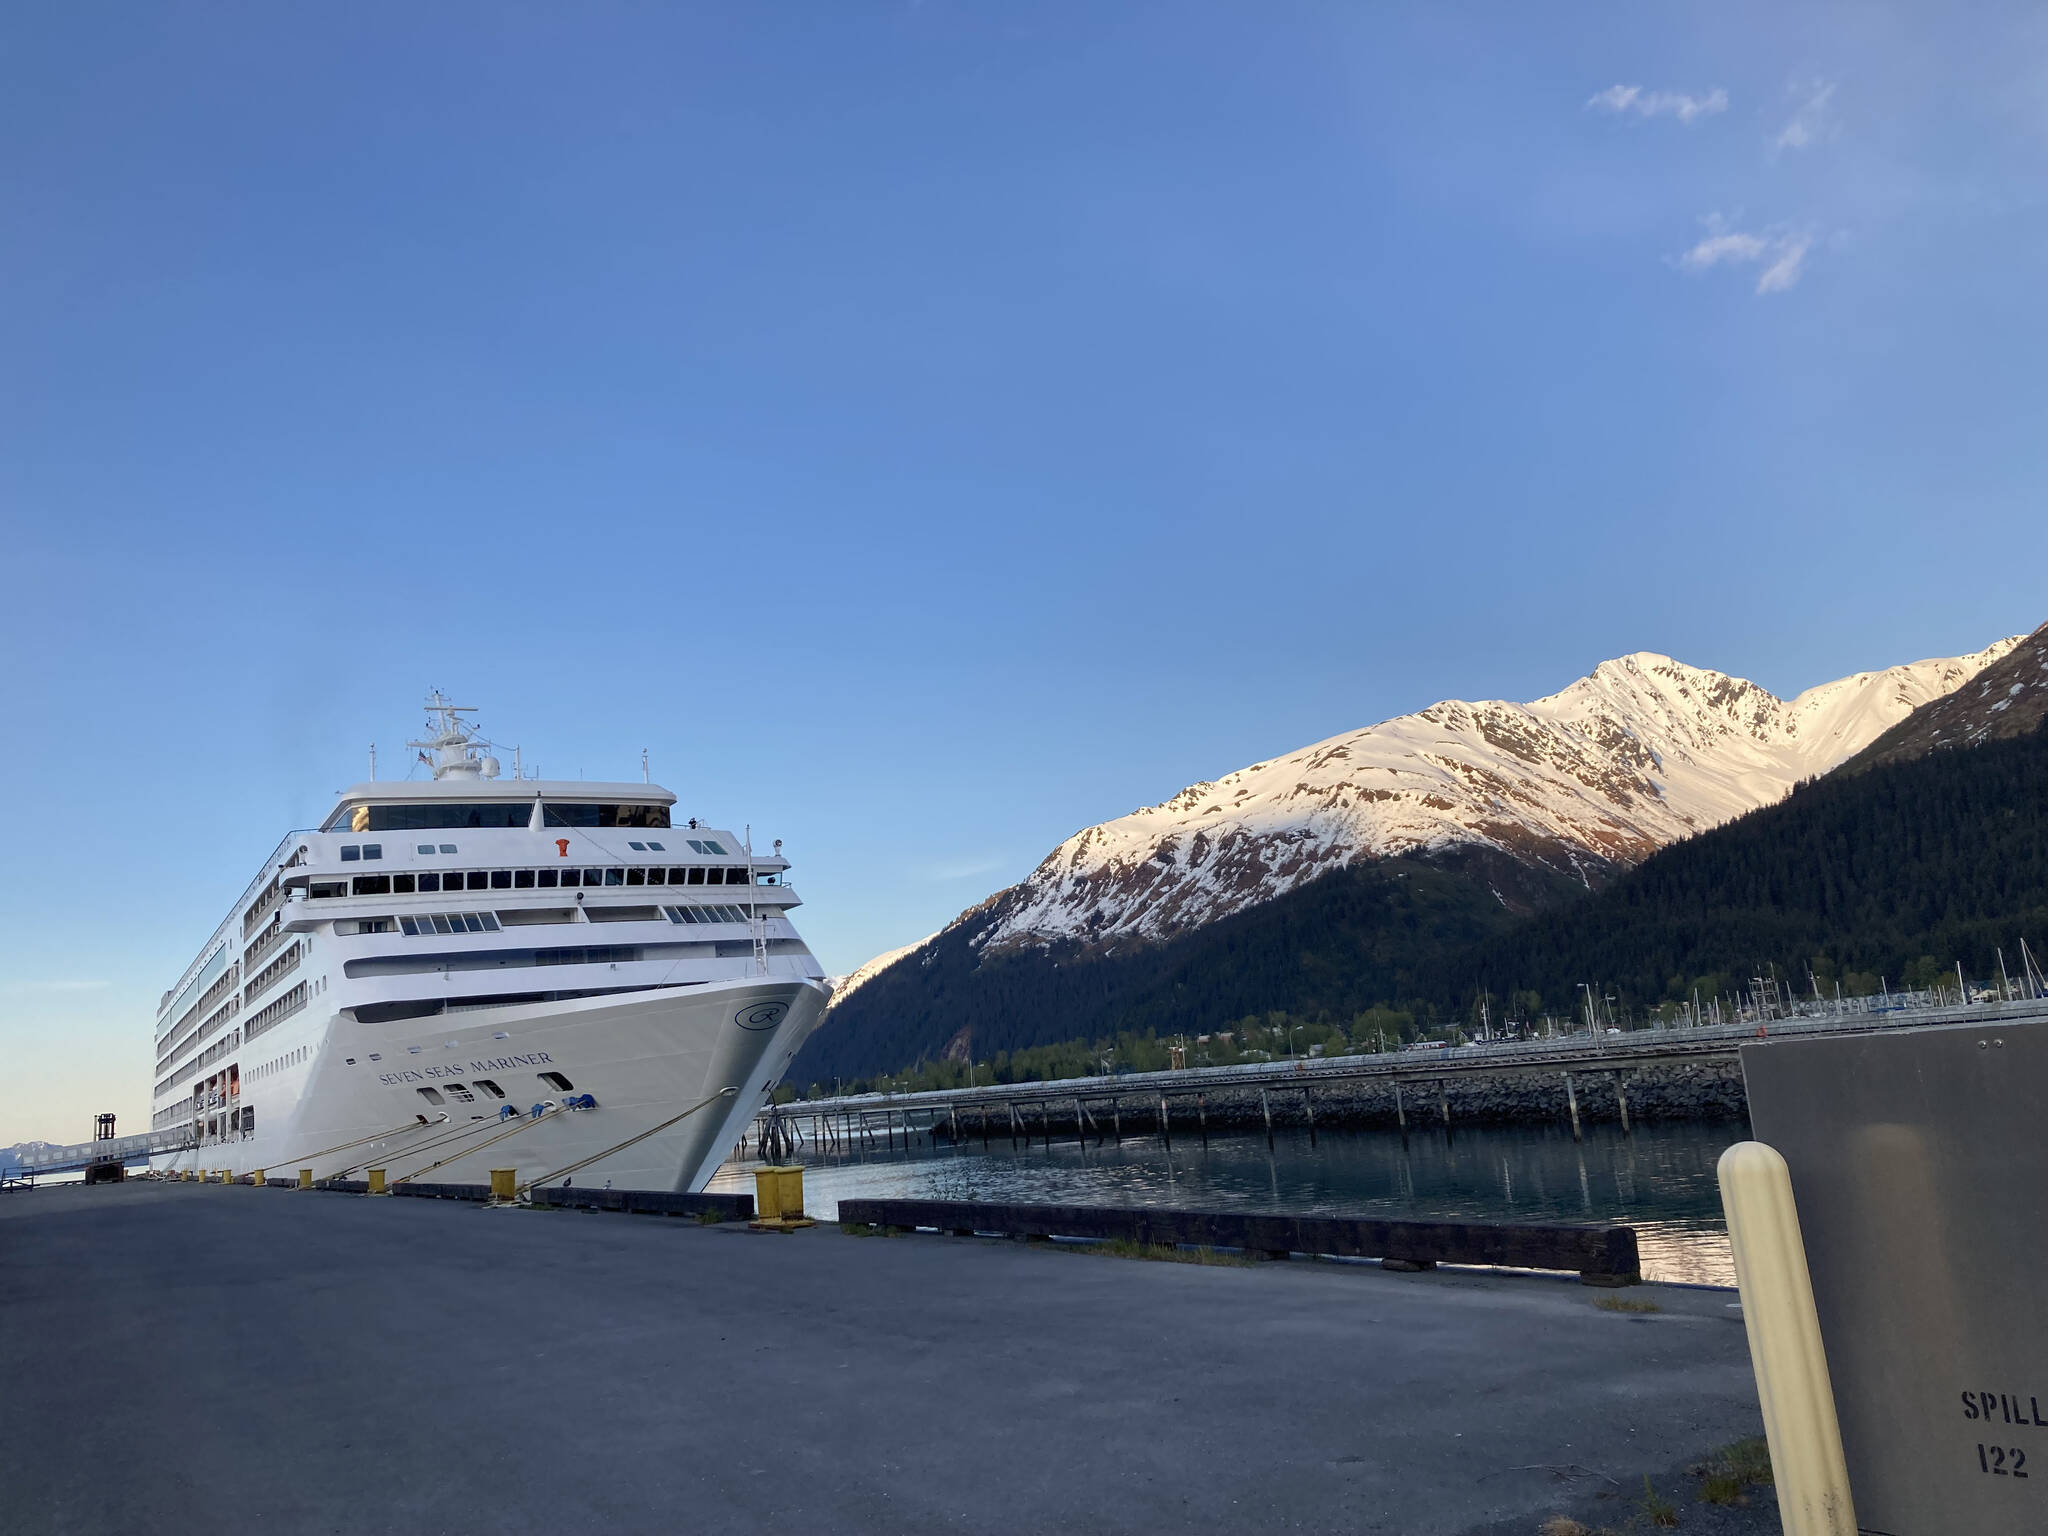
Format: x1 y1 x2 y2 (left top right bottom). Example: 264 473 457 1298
490 1167 515 1201
298 1167 313 1190
251 1168 265 1186
1718 1141 1858 1536
367 1167 387 1196
750 1166 813 1230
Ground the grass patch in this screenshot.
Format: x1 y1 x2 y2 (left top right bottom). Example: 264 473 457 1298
1593 1294 1662 1314
694 1209 726 1225
1638 1475 1680 1527
1074 1238 1259 1268
1694 1435 1774 1506
839 1221 908 1238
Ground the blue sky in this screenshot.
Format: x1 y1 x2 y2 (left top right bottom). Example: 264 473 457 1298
4 3 2045 1142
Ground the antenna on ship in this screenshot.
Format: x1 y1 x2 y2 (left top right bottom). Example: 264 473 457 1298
369 744 377 781
407 689 502 782
642 748 649 784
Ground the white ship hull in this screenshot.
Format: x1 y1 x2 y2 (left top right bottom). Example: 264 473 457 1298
149 698 833 1199
155 977 826 1191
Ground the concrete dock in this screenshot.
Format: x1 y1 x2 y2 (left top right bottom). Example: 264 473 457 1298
2 1183 1775 1535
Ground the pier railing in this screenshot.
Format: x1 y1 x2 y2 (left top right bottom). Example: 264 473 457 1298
767 994 2048 1133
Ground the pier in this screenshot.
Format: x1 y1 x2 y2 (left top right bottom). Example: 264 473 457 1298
749 995 2048 1157
1 1180 1771 1535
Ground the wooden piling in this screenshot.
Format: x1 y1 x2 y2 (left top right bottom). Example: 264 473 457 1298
1615 1072 1631 1135
1197 1092 1208 1147
1564 1071 1582 1141
1395 1080 1407 1131
1302 1085 1317 1147
1008 1102 1020 1148
1439 1080 1450 1128
1074 1097 1086 1150
1158 1094 1171 1148
1260 1087 1275 1148
1112 1096 1121 1144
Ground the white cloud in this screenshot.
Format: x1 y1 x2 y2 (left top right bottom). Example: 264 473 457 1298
1675 215 1816 295
1775 79 1838 152
1755 233 1813 293
1587 84 1729 123
917 855 1007 882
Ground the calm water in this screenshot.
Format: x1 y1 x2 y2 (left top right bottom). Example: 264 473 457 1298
708 1118 1747 1285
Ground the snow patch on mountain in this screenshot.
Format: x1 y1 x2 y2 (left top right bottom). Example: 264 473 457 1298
828 935 936 1004
967 639 2020 952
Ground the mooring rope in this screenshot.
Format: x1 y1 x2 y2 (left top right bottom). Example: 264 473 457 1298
280 1115 448 1173
514 1086 738 1200
388 1104 567 1187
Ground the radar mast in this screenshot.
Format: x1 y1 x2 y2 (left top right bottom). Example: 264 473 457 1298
406 690 502 781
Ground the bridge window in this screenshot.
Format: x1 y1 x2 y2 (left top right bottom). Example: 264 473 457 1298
361 844 382 860
311 882 344 899
626 868 645 885
340 845 361 862
392 874 415 894
542 803 670 830
535 870 558 888
490 870 512 889
417 873 440 892
514 870 534 889
465 872 487 891
352 875 391 896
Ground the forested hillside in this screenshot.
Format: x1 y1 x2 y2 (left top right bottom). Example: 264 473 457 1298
794 722 2048 1090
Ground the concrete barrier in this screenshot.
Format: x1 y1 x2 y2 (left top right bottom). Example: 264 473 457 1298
838 1198 1641 1285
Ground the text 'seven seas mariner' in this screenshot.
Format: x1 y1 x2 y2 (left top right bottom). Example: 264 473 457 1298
150 694 829 1191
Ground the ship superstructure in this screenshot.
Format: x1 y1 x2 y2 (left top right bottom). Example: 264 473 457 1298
150 695 829 1191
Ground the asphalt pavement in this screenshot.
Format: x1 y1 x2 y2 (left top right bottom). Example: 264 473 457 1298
0 1182 1772 1535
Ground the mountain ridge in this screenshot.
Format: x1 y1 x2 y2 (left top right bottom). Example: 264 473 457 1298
800 634 2020 1084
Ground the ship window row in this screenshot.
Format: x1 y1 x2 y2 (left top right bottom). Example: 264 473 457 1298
244 981 308 1044
398 912 503 936
328 802 673 833
316 866 762 899
664 905 755 926
416 844 460 855
339 844 384 862
251 1045 309 1083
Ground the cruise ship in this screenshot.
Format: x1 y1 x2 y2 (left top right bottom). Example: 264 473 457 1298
150 695 830 1192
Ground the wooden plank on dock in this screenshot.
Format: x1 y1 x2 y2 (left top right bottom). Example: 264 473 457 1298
835 1198 1641 1285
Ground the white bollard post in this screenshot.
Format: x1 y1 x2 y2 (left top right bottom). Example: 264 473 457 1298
1717 1140 1858 1536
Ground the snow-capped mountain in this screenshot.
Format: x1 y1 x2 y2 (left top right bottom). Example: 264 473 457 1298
946 639 2019 957
827 934 936 1005
1843 623 2048 772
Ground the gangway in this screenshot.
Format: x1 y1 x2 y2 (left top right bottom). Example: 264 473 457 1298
13 1125 198 1183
